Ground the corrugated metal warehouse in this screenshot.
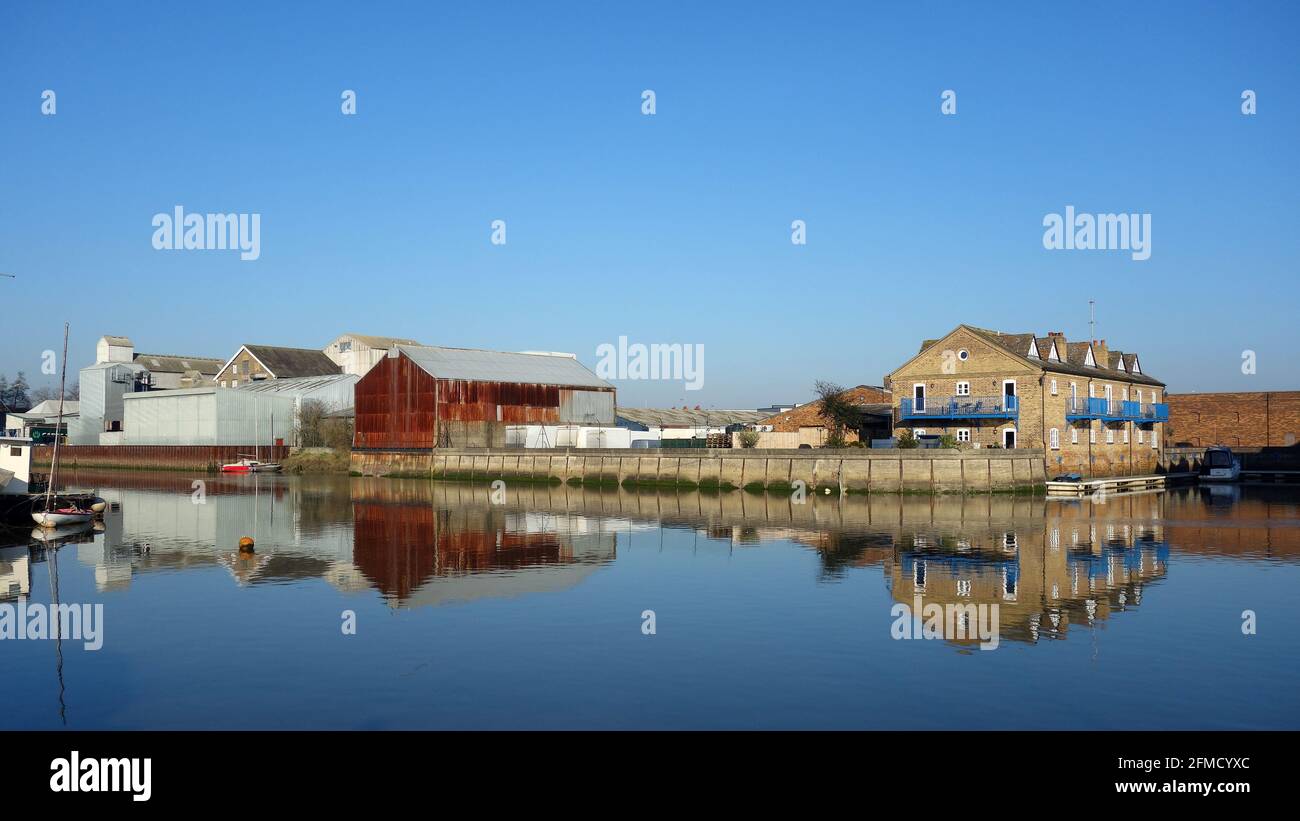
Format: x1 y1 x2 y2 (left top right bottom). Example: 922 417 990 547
354 346 615 449
122 387 297 446
236 373 359 416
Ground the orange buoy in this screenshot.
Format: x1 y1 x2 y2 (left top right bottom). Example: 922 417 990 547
238 536 255 553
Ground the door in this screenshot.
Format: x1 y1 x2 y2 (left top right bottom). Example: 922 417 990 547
913 384 926 413
1002 380 1016 411
1003 428 1016 449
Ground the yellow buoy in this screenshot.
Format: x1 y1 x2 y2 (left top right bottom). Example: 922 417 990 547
238 536 255 553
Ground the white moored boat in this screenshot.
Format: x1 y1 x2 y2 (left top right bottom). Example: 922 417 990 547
1200 446 1241 483
32 323 90 528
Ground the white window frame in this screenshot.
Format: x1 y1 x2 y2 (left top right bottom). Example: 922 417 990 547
912 382 926 413
1106 427 1115 444
1049 428 1060 449
957 349 969 361
1123 427 1130 444
1071 426 1079 445
914 429 926 437
1050 378 1058 396
956 428 970 443
1002 427 1017 449
1151 429 1158 449
1089 426 1097 444
955 381 971 397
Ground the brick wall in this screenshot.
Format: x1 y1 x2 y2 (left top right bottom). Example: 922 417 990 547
1166 391 1300 448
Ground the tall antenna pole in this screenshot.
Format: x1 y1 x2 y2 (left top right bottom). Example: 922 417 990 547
1089 299 1096 341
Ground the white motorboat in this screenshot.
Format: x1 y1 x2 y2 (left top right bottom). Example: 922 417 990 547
1200 446 1241 483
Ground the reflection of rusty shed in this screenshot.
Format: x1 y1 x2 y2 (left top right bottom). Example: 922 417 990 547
353 345 615 449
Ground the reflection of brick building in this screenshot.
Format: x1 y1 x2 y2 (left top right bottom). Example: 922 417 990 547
1166 391 1300 448
889 511 1170 646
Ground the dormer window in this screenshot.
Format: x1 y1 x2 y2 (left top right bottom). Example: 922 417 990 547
1084 347 1096 367
1026 340 1040 359
1049 343 1060 361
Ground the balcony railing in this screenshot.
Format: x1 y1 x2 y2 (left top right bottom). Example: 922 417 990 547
900 395 1018 420
1066 398 1168 422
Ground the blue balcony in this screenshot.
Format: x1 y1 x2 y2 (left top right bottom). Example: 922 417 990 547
900 395 1018 420
1066 398 1168 422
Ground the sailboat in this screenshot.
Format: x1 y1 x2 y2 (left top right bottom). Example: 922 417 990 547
33 323 94 527
221 403 282 472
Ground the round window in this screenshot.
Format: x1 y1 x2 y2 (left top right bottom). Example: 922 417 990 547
957 349 969 361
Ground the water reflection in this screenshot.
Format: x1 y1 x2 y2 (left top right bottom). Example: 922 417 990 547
9 472 1300 632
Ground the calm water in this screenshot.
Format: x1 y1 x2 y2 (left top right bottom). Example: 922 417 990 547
3 471 1298 729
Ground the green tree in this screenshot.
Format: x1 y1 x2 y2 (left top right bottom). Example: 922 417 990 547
896 429 919 449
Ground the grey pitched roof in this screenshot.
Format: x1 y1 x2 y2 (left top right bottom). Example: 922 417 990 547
134 352 224 375
616 408 766 427
243 345 341 378
967 327 1163 386
398 346 612 389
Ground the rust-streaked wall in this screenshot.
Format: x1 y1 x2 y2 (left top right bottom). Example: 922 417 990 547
353 350 616 450
33 444 290 470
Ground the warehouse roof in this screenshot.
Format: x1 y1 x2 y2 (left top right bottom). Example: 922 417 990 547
236 373 359 394
134 353 224 375
398 345 612 389
336 333 423 348
616 408 767 427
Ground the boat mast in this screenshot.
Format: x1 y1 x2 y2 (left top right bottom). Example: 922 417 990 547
43 323 70 512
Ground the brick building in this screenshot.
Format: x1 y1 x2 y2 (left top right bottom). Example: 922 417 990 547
216 344 341 387
1166 391 1300 448
754 385 893 445
886 325 1168 477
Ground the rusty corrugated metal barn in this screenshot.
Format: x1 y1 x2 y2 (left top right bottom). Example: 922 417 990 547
354 345 615 449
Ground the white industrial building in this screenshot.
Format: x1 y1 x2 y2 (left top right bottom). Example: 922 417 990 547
122 387 297 446
323 333 422 377
71 361 150 444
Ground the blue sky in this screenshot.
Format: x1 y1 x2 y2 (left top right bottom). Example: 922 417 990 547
2 1 1297 407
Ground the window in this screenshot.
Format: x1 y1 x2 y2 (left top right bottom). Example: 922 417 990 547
914 429 926 437
956 429 970 443
1050 378 1058 396
957 349 969 361
1151 429 1158 449
1089 426 1096 444
1122 387 1128 401
1071 426 1079 445
1049 428 1060 449
956 381 971 396
1106 427 1115 444
338 341 352 353
1123 427 1130 444
221 381 227 388
10 446 21 457
1137 428 1145 444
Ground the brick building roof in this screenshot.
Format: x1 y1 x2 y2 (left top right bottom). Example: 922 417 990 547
758 385 893 432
